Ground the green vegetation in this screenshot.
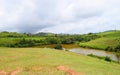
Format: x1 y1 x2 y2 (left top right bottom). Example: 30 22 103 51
87 54 113 62
80 30 120 52
54 44 63 50
0 30 120 53
0 31 120 75
0 48 120 75
116 51 120 63
0 31 100 48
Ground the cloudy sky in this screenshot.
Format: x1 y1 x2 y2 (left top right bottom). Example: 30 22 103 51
0 0 120 34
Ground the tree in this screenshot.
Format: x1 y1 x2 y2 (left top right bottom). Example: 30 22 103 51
46 38 60 44
61 38 74 44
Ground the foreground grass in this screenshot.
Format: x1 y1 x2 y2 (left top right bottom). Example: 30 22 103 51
0 48 120 75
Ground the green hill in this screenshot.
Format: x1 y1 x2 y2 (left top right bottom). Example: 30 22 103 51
79 30 120 51
0 48 120 75
98 30 120 37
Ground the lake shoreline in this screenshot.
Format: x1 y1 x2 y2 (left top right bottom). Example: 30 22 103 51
69 48 119 62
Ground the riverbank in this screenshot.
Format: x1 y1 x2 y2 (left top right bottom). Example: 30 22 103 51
33 44 80 49
69 48 119 62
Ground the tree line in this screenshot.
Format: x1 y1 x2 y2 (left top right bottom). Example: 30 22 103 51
0 32 100 48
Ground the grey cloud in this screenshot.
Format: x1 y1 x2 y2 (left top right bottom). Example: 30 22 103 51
16 24 49 33
0 0 120 33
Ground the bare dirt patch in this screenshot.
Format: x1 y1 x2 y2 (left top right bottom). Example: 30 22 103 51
57 65 84 75
0 71 7 75
0 68 22 75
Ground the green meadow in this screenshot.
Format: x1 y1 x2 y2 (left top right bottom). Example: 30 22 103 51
80 30 120 50
0 48 120 75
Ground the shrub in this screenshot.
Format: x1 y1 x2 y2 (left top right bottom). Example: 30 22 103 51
54 44 63 50
105 46 113 51
116 51 120 63
104 56 112 62
87 54 104 59
88 54 112 62
115 45 120 52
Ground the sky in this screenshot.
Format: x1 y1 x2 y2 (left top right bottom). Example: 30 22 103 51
0 0 120 34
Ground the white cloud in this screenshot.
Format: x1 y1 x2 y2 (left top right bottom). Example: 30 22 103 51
0 0 120 33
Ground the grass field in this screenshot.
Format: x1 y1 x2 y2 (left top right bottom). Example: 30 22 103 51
0 48 120 75
0 37 47 47
79 30 120 50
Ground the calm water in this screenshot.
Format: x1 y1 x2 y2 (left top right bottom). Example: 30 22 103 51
69 48 119 61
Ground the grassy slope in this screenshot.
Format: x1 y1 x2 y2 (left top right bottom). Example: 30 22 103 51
0 48 120 75
80 30 120 50
0 37 46 46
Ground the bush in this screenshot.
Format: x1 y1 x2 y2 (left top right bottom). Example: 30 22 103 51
105 46 113 51
116 51 120 63
54 44 63 50
87 54 104 59
104 56 112 62
115 45 120 52
88 54 112 62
